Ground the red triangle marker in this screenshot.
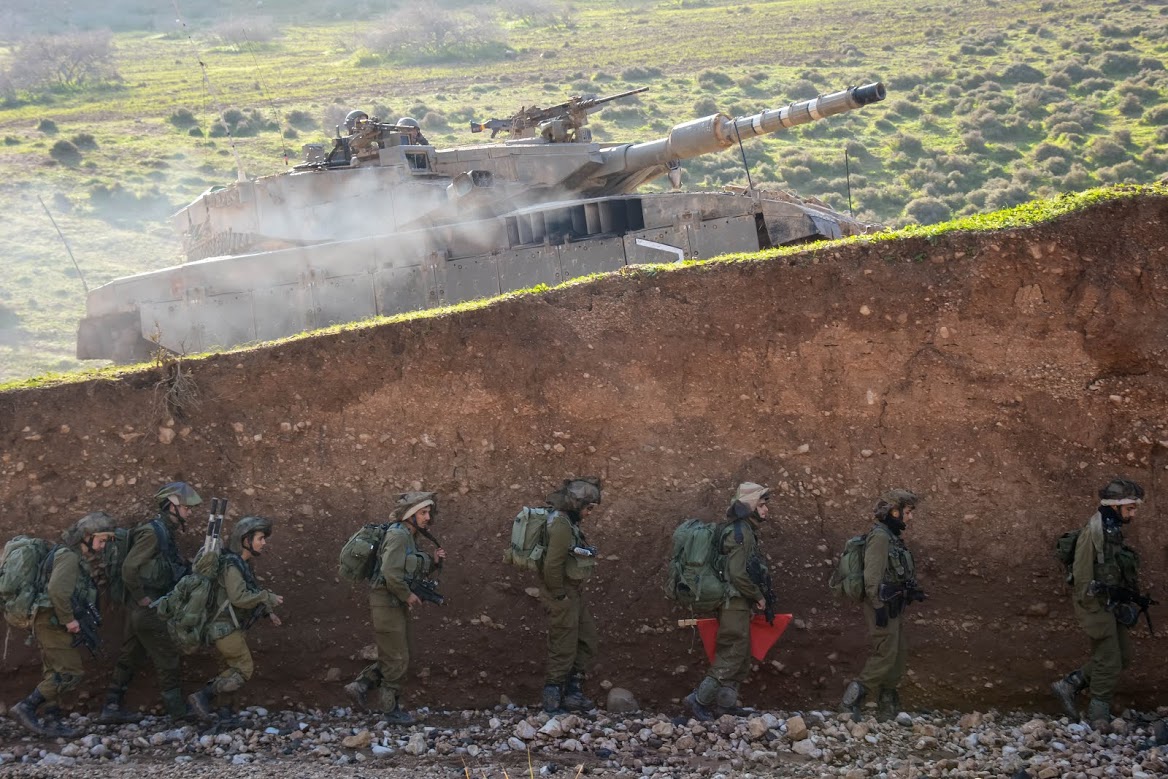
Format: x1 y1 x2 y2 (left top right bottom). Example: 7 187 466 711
692 614 792 664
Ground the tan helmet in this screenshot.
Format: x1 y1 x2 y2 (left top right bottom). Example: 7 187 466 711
228 516 272 555
1098 478 1144 506
874 489 918 520
733 482 770 513
397 491 437 522
63 511 117 546
547 477 602 513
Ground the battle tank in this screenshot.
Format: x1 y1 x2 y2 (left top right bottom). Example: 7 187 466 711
77 81 887 362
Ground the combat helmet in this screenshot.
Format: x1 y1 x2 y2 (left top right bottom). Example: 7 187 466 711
397 491 437 523
1099 478 1144 506
155 481 202 508
547 477 602 514
874 489 918 520
228 516 273 556
63 511 117 547
343 110 369 134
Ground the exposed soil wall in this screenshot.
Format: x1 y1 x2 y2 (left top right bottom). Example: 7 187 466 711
2 195 1167 715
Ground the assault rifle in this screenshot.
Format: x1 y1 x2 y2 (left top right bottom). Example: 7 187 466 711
70 592 103 657
203 497 227 556
746 554 776 625
1089 581 1157 636
409 578 445 606
878 580 928 617
470 86 649 141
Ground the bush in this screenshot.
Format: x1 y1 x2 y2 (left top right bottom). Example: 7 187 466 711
1087 138 1127 166
4 31 120 94
697 70 734 89
71 132 97 149
1032 143 1068 162
282 127 298 139
37 118 58 134
999 62 1046 84
169 108 199 128
692 96 718 117
363 8 508 63
211 15 279 44
1144 105 1168 126
1094 51 1143 77
1095 161 1142 183
49 139 80 164
420 111 448 130
286 109 317 130
620 66 662 81
1118 94 1143 118
905 197 951 225
1075 77 1114 94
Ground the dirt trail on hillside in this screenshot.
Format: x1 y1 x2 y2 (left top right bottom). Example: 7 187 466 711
1 195 1167 717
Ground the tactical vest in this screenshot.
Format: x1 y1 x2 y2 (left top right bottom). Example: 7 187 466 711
208 553 262 637
1094 522 1140 591
551 512 596 583
718 519 766 598
34 546 98 621
869 523 915 585
135 517 189 598
376 524 434 599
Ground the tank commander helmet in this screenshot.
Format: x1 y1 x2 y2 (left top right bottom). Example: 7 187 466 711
727 482 770 520
63 511 117 548
396 116 421 129
874 489 918 520
546 477 602 514
1098 478 1144 506
344 110 369 134
397 491 437 523
228 516 273 556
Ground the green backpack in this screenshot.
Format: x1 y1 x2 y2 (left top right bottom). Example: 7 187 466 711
828 534 867 602
502 507 550 572
339 524 391 582
153 546 224 655
663 519 727 611
1054 529 1080 584
0 536 53 629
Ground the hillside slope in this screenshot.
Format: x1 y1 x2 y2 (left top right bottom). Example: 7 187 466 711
1 193 1166 714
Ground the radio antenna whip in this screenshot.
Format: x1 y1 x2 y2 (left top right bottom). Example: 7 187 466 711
37 195 88 294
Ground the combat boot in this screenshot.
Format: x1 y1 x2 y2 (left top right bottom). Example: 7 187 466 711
1050 670 1086 720
187 684 216 721
37 706 78 739
384 705 416 726
840 680 867 720
561 674 595 712
683 693 716 722
161 688 190 721
542 684 565 714
683 677 719 722
344 679 371 710
876 688 900 722
96 689 139 725
10 690 49 736
1086 698 1111 730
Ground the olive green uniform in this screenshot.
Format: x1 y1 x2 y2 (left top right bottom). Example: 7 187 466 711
110 516 188 699
692 518 764 707
201 554 281 704
1071 512 1139 706
857 522 915 693
540 511 598 686
354 523 432 711
33 545 98 704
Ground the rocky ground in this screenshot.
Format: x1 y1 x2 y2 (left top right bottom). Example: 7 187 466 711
3 694 1167 779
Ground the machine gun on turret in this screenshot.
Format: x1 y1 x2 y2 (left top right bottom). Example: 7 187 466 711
471 86 649 142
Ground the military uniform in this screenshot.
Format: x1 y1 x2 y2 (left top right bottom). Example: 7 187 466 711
540 510 599 692
351 522 433 716
33 546 97 707
857 522 914 698
106 515 190 718
201 555 281 705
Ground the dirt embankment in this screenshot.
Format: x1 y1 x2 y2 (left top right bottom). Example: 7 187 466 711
1 195 1167 715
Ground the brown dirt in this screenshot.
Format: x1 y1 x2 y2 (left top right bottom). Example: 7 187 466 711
2 194 1167 717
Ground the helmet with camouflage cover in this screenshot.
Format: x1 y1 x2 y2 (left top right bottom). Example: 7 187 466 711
874 489 918 520
63 511 117 547
155 481 202 509
397 491 437 522
228 516 273 556
1098 478 1144 506
547 477 602 514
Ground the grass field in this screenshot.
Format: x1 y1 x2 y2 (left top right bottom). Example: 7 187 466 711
0 0 1165 381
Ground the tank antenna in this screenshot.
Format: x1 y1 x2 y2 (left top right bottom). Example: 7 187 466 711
238 26 291 167
845 148 854 217
730 121 755 194
37 195 88 294
170 0 248 182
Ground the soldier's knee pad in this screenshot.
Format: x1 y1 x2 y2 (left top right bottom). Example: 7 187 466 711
53 672 83 694
841 680 867 707
695 676 720 706
212 670 246 694
715 685 738 709
378 687 399 713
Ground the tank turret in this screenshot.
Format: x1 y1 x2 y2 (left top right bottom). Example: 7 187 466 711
78 82 888 363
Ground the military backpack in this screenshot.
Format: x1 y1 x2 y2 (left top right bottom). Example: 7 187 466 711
1054 529 1080 585
153 546 227 654
501 507 550 572
0 536 53 629
828 534 868 602
339 523 392 582
663 519 727 611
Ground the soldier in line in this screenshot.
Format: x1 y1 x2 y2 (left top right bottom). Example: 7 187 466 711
1051 478 1147 726
188 516 284 721
10 512 117 737
684 483 771 721
344 492 444 725
840 489 925 722
539 477 603 714
98 482 200 723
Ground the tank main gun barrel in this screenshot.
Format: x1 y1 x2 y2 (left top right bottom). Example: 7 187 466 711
610 82 886 177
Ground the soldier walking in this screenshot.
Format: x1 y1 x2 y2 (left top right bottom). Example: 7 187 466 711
10 512 117 737
684 482 771 721
344 492 444 725
188 516 283 721
98 482 200 723
539 477 602 714
840 489 926 722
1051 478 1148 727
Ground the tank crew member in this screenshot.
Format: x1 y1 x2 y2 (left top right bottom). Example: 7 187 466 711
10 512 117 737
345 492 445 725
539 477 602 714
98 482 200 723
397 116 429 146
188 516 283 721
1051 478 1147 726
840 489 925 722
684 483 771 721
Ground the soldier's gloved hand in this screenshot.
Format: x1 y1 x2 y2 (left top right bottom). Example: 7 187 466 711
874 607 888 628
